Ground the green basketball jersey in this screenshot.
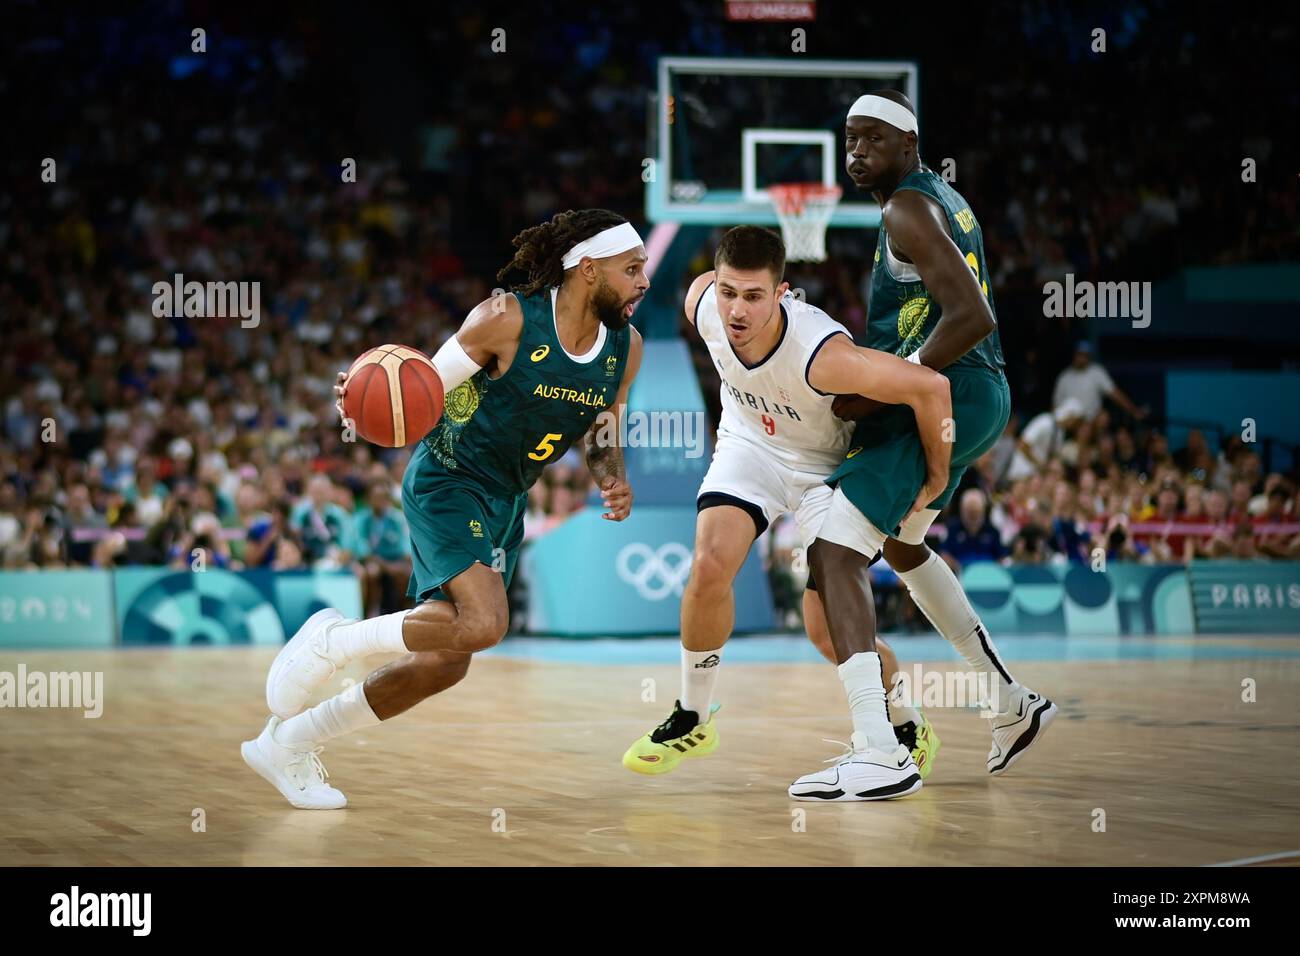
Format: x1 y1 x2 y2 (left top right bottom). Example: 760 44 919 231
867 167 1005 376
421 289 631 496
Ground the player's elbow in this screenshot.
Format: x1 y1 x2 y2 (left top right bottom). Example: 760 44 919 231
968 302 997 338
914 366 949 407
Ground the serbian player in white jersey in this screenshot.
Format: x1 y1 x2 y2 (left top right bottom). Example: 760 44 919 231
622 226 952 797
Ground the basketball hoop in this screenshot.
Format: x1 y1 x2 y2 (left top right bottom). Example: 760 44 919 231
769 183 841 262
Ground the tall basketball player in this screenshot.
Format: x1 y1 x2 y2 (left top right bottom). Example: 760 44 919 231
243 209 646 809
622 225 952 797
789 93 1056 800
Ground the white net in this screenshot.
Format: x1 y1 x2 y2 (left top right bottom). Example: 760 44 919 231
769 183 842 262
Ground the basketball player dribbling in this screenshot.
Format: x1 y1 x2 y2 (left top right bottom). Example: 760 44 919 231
622 225 954 795
242 209 647 808
787 92 1056 800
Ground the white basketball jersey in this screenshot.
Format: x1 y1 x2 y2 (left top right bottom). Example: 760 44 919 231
694 281 854 473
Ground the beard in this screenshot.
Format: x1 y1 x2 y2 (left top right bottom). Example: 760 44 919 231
593 278 632 330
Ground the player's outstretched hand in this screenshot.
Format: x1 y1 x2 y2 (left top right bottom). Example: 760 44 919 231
599 476 633 521
832 394 887 421
333 371 348 423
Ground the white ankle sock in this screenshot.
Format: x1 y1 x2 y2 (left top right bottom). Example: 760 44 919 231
276 682 381 747
897 552 1018 706
838 652 897 751
325 610 410 665
889 702 922 727
680 646 722 718
887 666 921 726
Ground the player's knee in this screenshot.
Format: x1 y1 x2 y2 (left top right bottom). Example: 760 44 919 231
686 547 737 596
460 603 509 652
808 538 868 589
884 536 929 571
413 652 471 694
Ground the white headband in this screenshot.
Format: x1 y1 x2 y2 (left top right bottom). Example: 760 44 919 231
847 94 918 134
561 222 644 270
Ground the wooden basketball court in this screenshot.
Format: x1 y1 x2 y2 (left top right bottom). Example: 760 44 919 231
2 638 1298 866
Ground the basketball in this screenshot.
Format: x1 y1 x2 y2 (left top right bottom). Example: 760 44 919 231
342 344 444 447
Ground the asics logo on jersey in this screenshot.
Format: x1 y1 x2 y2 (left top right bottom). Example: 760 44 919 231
846 446 862 459
616 542 692 600
530 345 550 362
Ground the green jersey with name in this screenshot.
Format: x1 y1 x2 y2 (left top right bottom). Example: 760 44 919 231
422 289 630 496
868 167 1005 376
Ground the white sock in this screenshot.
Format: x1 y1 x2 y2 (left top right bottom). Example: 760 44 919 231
885 659 922 726
324 610 410 665
680 646 722 719
276 682 382 747
897 552 1019 709
889 696 922 728
838 652 897 751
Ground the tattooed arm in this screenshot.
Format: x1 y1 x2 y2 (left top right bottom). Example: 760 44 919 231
585 325 643 521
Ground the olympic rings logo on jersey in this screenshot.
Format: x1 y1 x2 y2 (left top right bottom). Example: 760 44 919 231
616 542 692 601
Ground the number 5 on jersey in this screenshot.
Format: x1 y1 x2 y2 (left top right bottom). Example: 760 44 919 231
529 432 564 462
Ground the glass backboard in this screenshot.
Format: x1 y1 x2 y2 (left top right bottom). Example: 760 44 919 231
647 57 918 228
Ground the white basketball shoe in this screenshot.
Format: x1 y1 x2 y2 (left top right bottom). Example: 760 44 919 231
789 733 923 801
241 716 347 810
987 686 1058 776
266 608 346 719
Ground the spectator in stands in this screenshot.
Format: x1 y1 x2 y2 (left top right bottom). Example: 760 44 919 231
1049 483 1091 563
0 482 21 567
62 483 105 566
354 480 413 616
523 482 551 542
122 456 168 527
1192 489 1235 558
1231 521 1261 559
1229 479 1254 523
168 512 232 571
267 504 306 571
1174 429 1210 472
291 475 355 568
941 488 1007 571
1255 485 1298 558
1052 342 1146 421
1077 468 1104 519
1007 398 1086 481
91 501 153 567
15 507 65 568
1099 512 1145 563
1012 501 1055 564
1144 479 1187 562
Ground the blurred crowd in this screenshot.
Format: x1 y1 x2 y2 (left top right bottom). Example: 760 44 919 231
1 4 1295 629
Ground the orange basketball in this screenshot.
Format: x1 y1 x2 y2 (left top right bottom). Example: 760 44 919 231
342 344 444 447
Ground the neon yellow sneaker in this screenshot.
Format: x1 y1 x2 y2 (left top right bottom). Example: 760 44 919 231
895 711 941 780
622 700 720 775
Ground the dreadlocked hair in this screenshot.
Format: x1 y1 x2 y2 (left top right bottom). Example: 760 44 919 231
496 208 629 298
